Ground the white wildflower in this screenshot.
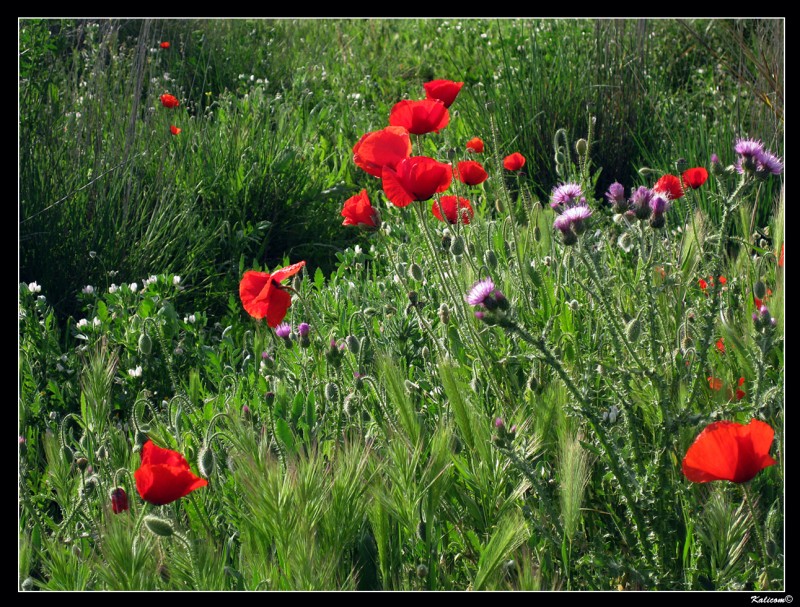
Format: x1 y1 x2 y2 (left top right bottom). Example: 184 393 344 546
27 281 41 293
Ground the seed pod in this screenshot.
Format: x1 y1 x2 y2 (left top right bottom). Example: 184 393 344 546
144 515 175 537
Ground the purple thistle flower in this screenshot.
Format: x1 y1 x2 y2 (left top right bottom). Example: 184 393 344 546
297 322 310 337
606 182 627 211
758 151 784 175
710 153 720 165
734 138 765 159
275 322 291 339
649 194 671 215
553 214 573 233
630 186 654 220
495 417 505 429
550 183 583 209
466 278 496 306
562 204 592 235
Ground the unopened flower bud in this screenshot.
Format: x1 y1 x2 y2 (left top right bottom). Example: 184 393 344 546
625 317 641 342
110 487 129 514
416 564 429 579
198 445 214 478
291 274 303 293
754 280 767 299
533 224 541 242
450 235 465 257
325 382 340 403
554 151 566 166
144 515 175 537
575 138 588 156
407 291 418 305
346 334 360 354
484 249 498 269
408 263 424 282
494 199 504 213
676 158 688 173
438 303 450 325
568 299 579 311
75 456 89 471
138 332 153 356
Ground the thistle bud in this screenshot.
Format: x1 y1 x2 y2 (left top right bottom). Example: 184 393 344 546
449 235 465 257
144 515 175 537
408 263 424 282
484 249 498 269
198 445 214 478
575 138 588 156
138 332 153 356
441 233 452 250
75 456 89 472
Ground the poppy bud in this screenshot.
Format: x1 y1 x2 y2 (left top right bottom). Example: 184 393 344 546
625 317 641 342
138 332 153 356
416 564 429 579
450 235 465 257
144 515 175 537
198 445 215 478
134 431 149 451
325 382 340 403
408 263 424 282
440 234 451 251
346 335 360 354
575 138 588 156
95 444 108 460
754 280 767 299
407 291 419 305
75 456 89 471
554 151 566 166
110 487 129 514
676 157 688 173
533 224 541 242
568 299 580 311
438 303 450 325
484 250 498 269
495 199 504 213
421 346 430 359
20 578 34 591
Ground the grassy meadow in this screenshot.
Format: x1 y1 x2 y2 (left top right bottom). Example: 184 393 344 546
18 18 784 592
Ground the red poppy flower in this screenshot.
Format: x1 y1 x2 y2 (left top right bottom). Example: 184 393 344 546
352 126 412 177
698 278 709 290
432 195 474 225
708 376 723 391
718 276 727 285
389 99 450 135
134 440 208 505
381 156 453 207
653 174 684 200
466 137 485 153
454 160 488 186
160 94 180 109
681 419 776 483
239 260 306 327
503 152 526 171
160 41 170 49
423 79 464 108
716 338 726 354
341 189 380 229
110 487 129 514
170 125 181 136
682 167 708 189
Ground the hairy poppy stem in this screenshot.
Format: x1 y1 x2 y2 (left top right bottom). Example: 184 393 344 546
741 482 771 586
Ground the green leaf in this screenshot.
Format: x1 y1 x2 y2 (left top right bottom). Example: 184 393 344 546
305 390 316 428
314 267 325 290
291 391 304 424
274 418 296 456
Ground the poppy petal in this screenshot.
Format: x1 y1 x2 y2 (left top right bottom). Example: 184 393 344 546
271 260 306 284
381 165 415 207
263 282 293 328
239 271 272 319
